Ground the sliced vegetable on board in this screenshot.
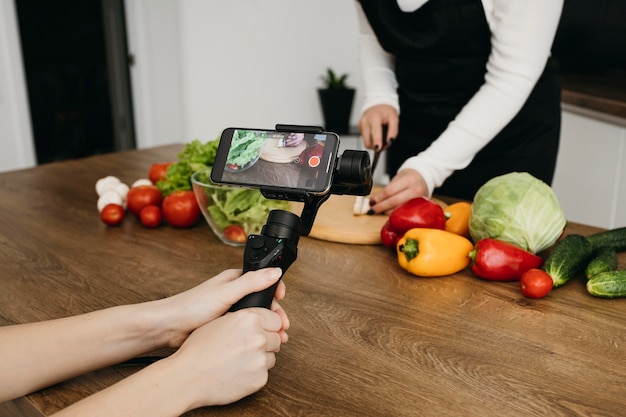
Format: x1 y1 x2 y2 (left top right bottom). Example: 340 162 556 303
469 172 566 254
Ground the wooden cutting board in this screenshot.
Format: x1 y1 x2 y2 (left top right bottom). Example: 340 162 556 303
291 188 446 245
260 139 307 163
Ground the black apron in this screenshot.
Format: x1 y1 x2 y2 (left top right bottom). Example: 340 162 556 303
358 0 561 200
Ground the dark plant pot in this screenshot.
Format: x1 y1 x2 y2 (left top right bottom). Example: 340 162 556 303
318 88 355 134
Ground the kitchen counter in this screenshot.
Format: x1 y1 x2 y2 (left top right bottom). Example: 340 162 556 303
1 145 626 416
559 69 626 125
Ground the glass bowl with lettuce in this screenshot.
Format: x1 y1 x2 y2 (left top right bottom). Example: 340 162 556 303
191 168 290 246
157 137 290 247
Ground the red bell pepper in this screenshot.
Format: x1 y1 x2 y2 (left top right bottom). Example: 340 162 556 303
380 220 401 248
380 197 446 248
389 197 446 233
469 238 543 281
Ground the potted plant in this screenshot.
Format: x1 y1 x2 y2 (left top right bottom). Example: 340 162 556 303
318 68 355 134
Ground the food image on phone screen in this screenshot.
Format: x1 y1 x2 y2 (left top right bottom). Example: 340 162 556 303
212 128 339 193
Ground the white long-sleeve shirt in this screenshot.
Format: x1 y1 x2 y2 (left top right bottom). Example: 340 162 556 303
356 0 563 195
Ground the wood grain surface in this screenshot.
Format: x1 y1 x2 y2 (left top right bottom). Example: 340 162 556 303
1 144 625 417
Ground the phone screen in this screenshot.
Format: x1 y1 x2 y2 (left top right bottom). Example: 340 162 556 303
211 128 339 194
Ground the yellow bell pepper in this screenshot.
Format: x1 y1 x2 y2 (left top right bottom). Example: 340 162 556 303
396 228 474 277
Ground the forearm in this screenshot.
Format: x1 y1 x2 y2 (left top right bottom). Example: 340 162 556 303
52 306 288 417
355 2 399 114
51 355 196 417
0 301 168 402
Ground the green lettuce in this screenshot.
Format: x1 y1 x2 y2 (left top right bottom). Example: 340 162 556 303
225 130 267 168
468 172 566 254
160 137 290 235
192 167 289 235
206 187 289 235
156 139 219 196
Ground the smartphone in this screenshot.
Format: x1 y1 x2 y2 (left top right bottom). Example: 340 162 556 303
211 127 340 196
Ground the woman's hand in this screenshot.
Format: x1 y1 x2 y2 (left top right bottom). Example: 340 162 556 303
369 169 429 214
167 307 287 408
358 104 398 151
156 268 288 348
285 133 304 147
52 306 290 416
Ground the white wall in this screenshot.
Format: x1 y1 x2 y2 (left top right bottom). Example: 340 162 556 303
0 0 36 173
177 0 363 142
0 1 362 170
124 0 185 149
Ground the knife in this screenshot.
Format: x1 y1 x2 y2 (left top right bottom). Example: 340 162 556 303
370 124 389 176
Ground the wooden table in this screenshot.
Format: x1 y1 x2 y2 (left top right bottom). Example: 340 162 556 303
1 145 625 416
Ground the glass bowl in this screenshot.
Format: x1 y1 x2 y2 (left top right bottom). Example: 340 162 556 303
191 168 292 247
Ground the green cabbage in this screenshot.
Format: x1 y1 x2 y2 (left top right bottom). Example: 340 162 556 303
469 172 566 254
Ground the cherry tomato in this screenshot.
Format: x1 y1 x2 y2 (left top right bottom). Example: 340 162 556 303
520 269 554 299
149 162 174 184
100 203 125 226
126 185 163 216
140 205 162 228
224 224 247 243
162 190 200 228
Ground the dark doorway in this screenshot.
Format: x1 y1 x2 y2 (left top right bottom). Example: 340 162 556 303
15 0 135 164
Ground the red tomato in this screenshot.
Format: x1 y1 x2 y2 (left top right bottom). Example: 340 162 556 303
126 185 163 216
149 162 174 184
224 224 247 243
140 205 162 228
162 191 200 228
520 269 554 299
101 203 125 226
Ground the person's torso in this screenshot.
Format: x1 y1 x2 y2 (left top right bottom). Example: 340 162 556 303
358 0 491 104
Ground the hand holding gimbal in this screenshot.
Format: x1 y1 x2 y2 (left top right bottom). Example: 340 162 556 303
229 124 372 311
228 210 300 311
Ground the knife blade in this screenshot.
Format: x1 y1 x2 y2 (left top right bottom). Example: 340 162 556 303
370 124 388 176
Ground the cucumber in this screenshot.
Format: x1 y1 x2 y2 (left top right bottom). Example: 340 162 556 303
543 234 595 287
586 226 626 252
586 270 626 298
584 247 618 279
